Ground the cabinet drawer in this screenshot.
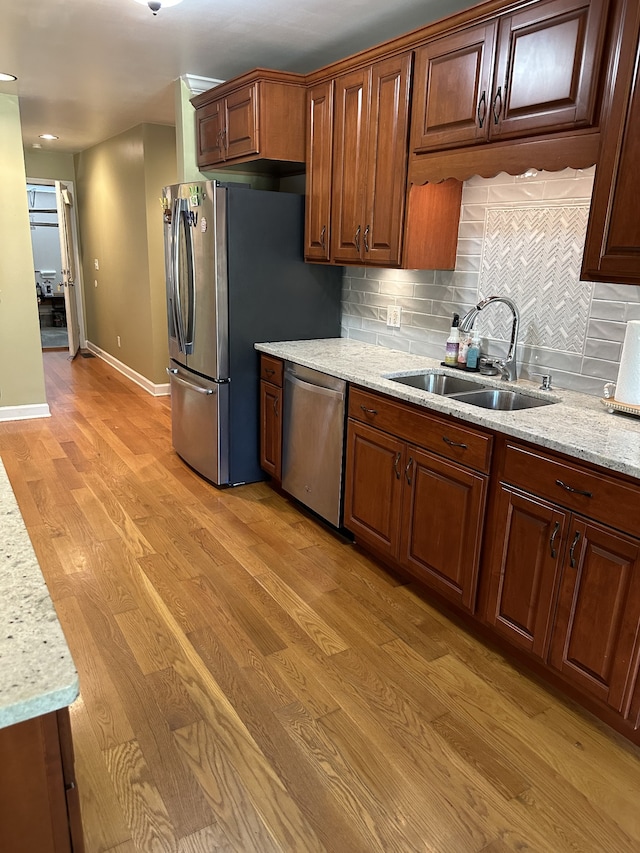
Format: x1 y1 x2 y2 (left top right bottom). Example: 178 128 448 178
349 386 492 473
260 355 283 386
501 442 640 533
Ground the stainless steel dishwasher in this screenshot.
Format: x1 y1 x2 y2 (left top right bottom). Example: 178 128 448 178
282 361 346 527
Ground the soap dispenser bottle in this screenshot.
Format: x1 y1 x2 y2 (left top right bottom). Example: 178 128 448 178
444 314 460 365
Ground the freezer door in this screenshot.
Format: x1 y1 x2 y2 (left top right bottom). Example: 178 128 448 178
167 366 230 485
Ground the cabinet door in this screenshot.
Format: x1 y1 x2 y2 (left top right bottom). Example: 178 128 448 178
224 84 259 161
492 0 607 139
484 486 567 659
550 518 640 715
400 444 487 612
582 2 640 283
305 82 334 262
331 68 370 263
411 23 497 152
343 419 404 561
196 97 225 166
260 381 282 481
363 53 412 266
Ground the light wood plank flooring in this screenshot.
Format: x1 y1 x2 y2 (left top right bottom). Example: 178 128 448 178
2 351 640 852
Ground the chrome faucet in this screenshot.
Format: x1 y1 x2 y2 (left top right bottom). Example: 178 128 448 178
459 296 520 381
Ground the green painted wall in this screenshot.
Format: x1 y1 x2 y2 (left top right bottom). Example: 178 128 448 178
74 124 177 385
0 94 47 410
23 149 76 183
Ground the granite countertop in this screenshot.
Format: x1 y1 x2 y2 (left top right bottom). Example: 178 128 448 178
255 338 640 481
0 459 79 729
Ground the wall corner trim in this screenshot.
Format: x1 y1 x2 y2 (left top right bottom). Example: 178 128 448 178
86 342 170 397
0 403 51 423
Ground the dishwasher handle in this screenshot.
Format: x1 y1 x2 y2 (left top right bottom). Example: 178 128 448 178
284 371 345 402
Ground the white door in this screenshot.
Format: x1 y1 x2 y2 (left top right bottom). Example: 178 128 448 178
55 181 82 357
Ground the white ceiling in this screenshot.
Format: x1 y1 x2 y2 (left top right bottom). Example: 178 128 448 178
0 0 472 154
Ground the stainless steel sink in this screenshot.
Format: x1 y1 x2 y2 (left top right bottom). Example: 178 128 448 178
390 372 485 395
449 388 555 410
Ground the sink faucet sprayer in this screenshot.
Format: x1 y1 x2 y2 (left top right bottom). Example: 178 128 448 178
459 296 520 382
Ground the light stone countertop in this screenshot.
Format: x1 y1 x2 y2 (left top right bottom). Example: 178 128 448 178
255 338 640 481
0 459 79 729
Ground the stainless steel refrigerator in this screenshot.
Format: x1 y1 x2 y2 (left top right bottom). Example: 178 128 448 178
162 180 342 487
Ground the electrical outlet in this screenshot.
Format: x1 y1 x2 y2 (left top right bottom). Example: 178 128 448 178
117 336 121 347
386 305 402 328
94 258 99 270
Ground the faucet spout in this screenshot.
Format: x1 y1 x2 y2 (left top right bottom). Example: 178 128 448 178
458 296 520 381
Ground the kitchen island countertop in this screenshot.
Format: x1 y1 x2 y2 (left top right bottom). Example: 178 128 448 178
255 338 640 481
0 459 78 729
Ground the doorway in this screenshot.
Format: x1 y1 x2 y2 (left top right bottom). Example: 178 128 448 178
27 179 84 356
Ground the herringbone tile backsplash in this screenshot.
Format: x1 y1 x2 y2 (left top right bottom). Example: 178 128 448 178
340 167 640 396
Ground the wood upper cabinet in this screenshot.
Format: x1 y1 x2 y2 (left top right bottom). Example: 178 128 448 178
411 0 607 153
331 53 412 266
193 71 306 170
484 485 567 659
411 22 497 152
582 0 640 283
549 518 640 717
344 388 490 611
305 81 334 262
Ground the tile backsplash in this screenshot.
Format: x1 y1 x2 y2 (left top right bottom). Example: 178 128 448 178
341 167 640 396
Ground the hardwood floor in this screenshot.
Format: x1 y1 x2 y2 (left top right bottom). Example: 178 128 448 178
2 351 640 852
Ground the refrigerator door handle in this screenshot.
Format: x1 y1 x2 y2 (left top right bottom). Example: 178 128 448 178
170 198 186 353
173 198 196 354
166 368 214 395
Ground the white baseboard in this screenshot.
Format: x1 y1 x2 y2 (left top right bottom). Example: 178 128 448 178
85 342 170 397
0 403 51 422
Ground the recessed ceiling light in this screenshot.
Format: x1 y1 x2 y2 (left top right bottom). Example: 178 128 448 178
0 72 17 82
133 0 184 12
39 134 59 140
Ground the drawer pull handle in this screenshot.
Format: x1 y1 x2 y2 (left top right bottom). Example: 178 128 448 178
443 436 467 450
360 405 378 416
264 367 275 376
477 90 487 128
556 479 592 499
569 531 581 568
549 521 560 559
393 451 401 480
405 457 414 486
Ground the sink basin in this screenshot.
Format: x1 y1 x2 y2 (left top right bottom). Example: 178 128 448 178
449 388 555 411
390 372 485 395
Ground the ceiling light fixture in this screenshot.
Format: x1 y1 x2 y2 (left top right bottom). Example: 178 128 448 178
133 0 183 15
0 72 17 82
39 134 59 140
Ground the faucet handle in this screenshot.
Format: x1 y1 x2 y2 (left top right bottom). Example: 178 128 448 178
532 372 553 390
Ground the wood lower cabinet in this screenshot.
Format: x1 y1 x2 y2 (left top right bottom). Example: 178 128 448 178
400 444 487 611
549 518 640 716
259 355 284 482
582 0 640 283
0 708 84 853
484 486 567 659
331 53 411 266
411 0 607 153
344 388 490 611
193 70 306 171
483 437 640 733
